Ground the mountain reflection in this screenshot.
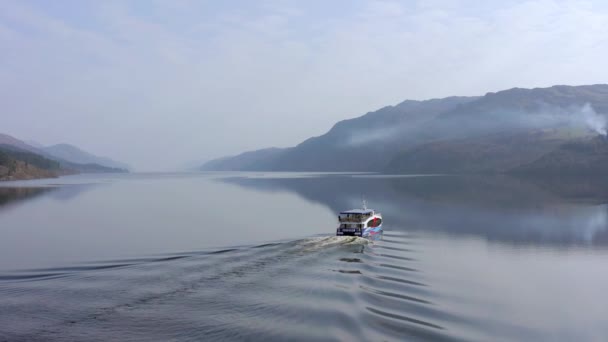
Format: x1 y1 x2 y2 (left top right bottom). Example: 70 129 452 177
0 184 97 210
221 174 608 248
0 187 56 209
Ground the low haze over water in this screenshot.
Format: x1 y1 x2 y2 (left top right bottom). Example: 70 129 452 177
1 173 607 341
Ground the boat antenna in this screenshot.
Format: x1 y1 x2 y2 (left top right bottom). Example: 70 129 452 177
362 195 367 210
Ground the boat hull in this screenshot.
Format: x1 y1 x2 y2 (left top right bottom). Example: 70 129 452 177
363 225 383 238
336 227 362 237
336 225 383 238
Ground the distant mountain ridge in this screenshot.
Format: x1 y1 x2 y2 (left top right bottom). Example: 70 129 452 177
42 143 130 170
0 133 40 153
200 147 287 171
202 96 480 171
201 84 608 175
0 144 63 181
0 133 128 180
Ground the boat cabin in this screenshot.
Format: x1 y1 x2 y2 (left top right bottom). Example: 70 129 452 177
339 209 375 223
338 209 382 228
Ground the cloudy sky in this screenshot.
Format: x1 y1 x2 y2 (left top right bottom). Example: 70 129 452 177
1 0 608 170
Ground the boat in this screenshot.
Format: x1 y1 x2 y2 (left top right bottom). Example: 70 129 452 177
336 200 383 238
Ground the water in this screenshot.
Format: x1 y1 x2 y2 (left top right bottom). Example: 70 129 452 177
0 173 607 341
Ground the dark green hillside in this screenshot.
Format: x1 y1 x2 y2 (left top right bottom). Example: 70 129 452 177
384 129 593 174
0 145 62 180
513 136 608 175
59 160 128 173
0 133 129 177
0 145 61 170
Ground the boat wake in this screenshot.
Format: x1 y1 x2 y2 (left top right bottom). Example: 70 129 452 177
297 235 369 251
0 231 468 342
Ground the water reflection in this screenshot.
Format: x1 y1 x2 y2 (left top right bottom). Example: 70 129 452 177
222 174 608 248
0 187 56 209
46 183 99 201
0 184 97 210
0 173 606 341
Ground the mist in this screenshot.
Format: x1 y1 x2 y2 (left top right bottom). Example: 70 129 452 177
340 101 608 149
581 103 608 136
509 102 608 137
2 1 608 170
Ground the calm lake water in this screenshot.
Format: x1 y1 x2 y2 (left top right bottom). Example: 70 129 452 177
1 172 607 341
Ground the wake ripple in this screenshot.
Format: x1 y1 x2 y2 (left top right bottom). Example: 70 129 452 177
0 232 472 341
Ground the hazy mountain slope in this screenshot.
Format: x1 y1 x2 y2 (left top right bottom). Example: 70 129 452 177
0 145 63 180
0 133 41 154
203 84 608 174
43 144 130 170
512 136 608 175
201 148 288 171
419 84 608 141
0 133 128 177
384 85 608 174
385 129 587 174
268 96 481 171
57 160 128 173
25 140 45 148
202 96 479 171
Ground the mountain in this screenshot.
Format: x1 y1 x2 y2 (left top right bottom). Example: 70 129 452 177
42 144 130 170
202 148 288 171
0 133 128 180
0 145 63 181
202 96 479 171
24 140 45 149
512 136 608 175
384 128 593 174
202 84 608 175
0 133 41 154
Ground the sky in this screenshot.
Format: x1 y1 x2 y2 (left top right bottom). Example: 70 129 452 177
1 0 608 171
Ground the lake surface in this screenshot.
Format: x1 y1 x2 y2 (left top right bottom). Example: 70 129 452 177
1 172 607 341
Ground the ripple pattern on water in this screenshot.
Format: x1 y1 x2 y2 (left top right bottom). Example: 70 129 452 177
0 231 598 342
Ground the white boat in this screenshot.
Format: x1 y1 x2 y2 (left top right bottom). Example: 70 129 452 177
336 200 383 238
